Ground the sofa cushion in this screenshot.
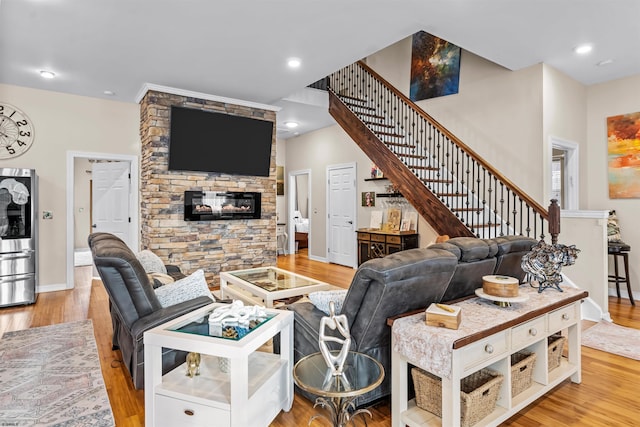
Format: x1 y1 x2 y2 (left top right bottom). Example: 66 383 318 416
494 235 538 255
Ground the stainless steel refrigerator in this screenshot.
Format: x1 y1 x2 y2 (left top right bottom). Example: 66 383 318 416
0 168 37 307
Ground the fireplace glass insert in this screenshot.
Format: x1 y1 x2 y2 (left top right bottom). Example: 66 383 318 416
184 191 261 221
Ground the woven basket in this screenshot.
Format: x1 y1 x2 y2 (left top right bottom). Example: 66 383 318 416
548 334 566 371
510 351 536 397
412 367 504 427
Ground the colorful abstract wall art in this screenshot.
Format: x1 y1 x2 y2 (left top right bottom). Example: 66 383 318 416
608 111 640 198
410 31 461 102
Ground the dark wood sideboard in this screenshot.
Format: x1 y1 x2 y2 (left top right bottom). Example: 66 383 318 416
357 228 419 265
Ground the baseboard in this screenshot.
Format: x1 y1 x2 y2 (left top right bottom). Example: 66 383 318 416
608 286 638 303
308 254 327 263
37 283 69 293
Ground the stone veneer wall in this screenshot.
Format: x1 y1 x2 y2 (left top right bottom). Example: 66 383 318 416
139 90 277 286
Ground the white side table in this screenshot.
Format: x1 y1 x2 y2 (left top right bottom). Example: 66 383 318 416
144 303 293 427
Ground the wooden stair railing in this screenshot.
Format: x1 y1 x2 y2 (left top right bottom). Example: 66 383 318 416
328 60 560 242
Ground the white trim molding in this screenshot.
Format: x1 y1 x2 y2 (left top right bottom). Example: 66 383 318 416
135 83 281 112
66 151 139 290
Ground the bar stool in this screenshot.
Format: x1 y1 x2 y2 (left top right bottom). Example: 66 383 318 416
608 242 634 305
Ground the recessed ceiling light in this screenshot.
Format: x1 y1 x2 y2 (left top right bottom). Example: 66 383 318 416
103 90 115 96
597 59 614 66
39 70 55 79
287 58 301 68
574 44 593 55
284 121 299 129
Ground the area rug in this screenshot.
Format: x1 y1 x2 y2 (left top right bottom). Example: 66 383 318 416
0 320 115 426
581 321 640 361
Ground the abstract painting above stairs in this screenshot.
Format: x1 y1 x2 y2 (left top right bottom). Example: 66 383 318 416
410 31 461 102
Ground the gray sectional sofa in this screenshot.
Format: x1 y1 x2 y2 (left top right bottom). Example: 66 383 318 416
284 235 537 407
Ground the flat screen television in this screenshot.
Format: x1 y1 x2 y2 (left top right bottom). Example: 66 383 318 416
168 106 274 176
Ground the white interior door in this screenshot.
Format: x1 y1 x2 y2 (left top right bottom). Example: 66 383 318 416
327 163 356 267
91 161 131 242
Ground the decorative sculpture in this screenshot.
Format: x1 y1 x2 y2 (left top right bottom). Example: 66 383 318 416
521 240 580 292
318 301 351 376
208 300 267 338
185 352 201 378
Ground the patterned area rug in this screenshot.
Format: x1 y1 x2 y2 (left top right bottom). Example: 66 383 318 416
0 320 114 426
581 321 640 361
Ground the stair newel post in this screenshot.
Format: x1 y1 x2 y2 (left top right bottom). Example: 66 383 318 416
548 199 560 244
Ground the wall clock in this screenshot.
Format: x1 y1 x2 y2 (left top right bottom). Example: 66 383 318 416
0 103 35 159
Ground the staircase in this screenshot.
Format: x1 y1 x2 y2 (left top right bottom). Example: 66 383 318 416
328 60 559 241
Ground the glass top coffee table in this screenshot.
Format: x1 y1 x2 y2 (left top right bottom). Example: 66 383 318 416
219 266 335 307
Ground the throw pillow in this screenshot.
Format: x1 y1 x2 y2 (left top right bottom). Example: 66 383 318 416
607 210 622 243
137 250 167 275
148 272 175 289
154 269 214 308
308 289 348 315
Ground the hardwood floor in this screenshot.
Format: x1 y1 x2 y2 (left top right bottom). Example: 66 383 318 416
1 259 638 426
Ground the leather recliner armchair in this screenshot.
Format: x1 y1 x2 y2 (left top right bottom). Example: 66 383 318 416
88 232 213 389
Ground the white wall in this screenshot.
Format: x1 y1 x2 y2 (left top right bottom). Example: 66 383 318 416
286 124 438 261
275 139 287 224
366 37 546 202
542 65 587 207
0 84 139 288
560 211 609 320
587 74 640 299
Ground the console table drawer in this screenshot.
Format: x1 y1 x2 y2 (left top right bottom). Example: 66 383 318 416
463 330 508 371
548 302 578 332
371 234 386 242
155 395 230 427
512 316 546 349
387 235 401 244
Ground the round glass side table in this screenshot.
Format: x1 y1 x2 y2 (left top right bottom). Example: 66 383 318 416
293 351 384 427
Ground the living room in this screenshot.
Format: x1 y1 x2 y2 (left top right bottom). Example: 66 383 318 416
1 1 640 425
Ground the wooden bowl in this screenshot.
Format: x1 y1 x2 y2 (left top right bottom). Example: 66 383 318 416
482 275 519 297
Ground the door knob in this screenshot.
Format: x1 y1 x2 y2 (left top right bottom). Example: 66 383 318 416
92 224 97 228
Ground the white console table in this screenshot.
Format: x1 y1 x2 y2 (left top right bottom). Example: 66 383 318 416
391 286 588 427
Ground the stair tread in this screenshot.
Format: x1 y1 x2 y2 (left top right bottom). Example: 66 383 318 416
421 178 453 184
407 165 439 170
339 94 368 103
437 192 467 197
452 207 482 212
385 141 417 148
364 121 395 128
358 112 386 120
377 131 405 137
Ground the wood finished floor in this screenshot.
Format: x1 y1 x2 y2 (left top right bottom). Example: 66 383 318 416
0 253 638 426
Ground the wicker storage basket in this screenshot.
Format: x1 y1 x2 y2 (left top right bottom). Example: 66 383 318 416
412 367 504 427
510 351 536 397
548 334 566 371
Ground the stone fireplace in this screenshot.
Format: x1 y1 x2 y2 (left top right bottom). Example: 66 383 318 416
139 88 277 286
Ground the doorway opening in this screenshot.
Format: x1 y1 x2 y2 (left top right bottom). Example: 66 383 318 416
288 169 311 258
66 151 139 289
550 137 579 210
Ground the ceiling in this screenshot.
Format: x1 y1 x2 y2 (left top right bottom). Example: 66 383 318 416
1 0 639 139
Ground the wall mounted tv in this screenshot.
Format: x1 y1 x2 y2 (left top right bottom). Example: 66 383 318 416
168 106 274 176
